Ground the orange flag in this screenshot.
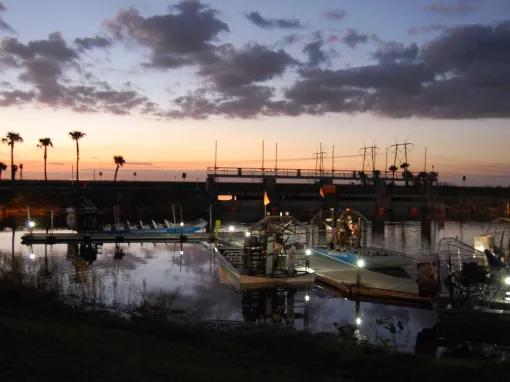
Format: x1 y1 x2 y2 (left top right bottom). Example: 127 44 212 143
263 191 271 206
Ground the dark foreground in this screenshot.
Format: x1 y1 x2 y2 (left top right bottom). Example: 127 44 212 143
0 275 509 381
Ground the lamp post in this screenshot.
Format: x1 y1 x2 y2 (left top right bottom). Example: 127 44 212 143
228 225 235 243
356 258 366 289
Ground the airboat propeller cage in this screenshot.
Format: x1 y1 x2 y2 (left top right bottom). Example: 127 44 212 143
243 215 311 276
309 209 369 250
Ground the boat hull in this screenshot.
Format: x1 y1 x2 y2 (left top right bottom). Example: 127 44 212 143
313 248 412 269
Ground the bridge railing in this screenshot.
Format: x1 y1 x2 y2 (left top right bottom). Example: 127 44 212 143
207 166 400 180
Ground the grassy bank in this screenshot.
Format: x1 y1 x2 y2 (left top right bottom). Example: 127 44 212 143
0 273 509 381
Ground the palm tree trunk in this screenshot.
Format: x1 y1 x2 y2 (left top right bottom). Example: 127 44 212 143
44 146 48 181
114 165 119 182
75 141 79 182
10 144 14 181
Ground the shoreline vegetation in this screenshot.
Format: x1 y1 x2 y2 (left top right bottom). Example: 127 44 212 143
1 272 510 381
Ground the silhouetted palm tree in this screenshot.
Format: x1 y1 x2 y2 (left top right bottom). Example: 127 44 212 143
389 165 398 179
2 132 23 181
0 162 6 180
68 131 86 181
113 155 126 182
37 137 53 181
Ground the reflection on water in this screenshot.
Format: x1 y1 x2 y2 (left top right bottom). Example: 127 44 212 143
1 220 509 354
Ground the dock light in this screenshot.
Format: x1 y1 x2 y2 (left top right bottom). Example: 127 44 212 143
357 259 366 269
179 250 184 255
506 291 510 296
504 276 510 286
180 222 184 227
28 221 36 229
245 231 251 238
355 317 362 326
29 253 36 260
304 294 310 302
228 225 235 232
305 249 312 256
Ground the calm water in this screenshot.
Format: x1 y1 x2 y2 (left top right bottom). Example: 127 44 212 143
1 220 508 353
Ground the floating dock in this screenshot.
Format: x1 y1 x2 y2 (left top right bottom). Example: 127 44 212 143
21 231 431 306
21 232 215 245
311 250 431 307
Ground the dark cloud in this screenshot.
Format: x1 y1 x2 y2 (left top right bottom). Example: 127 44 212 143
342 29 369 48
74 36 112 51
0 89 35 106
322 9 347 21
169 43 297 118
0 2 14 33
424 1 476 16
245 11 303 29
104 1 229 68
0 33 151 115
407 24 449 35
276 33 304 47
2 33 77 62
303 40 327 66
373 42 418 64
281 21 510 119
199 43 295 90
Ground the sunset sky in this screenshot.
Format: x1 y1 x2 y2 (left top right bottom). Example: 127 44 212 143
0 0 509 185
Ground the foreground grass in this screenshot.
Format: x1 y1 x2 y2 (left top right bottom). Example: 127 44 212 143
1 274 510 381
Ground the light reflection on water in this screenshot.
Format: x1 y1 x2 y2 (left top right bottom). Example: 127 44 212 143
0 220 508 353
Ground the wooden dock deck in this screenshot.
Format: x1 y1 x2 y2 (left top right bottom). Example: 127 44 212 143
21 232 215 245
311 251 431 307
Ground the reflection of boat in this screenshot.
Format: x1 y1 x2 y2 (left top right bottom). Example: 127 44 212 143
102 219 207 235
313 247 412 269
216 216 315 290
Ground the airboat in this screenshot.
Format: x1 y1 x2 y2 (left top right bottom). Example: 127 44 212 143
215 215 315 290
310 209 412 269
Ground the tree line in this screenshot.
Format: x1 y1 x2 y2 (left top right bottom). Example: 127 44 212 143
1 131 125 182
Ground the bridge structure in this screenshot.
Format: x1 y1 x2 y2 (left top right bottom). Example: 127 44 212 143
206 166 413 183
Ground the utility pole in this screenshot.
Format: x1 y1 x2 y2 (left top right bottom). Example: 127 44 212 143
331 145 335 174
424 147 428 172
385 146 388 173
214 140 218 172
359 145 379 173
389 141 414 170
262 140 265 170
313 143 327 177
275 143 278 171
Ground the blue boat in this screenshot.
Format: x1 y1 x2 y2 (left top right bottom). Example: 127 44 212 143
313 247 412 269
103 219 207 235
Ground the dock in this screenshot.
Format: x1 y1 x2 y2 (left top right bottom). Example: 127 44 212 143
311 250 431 307
21 232 216 245
21 231 431 307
